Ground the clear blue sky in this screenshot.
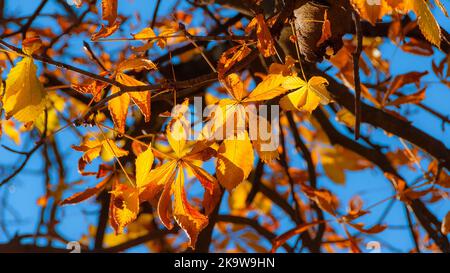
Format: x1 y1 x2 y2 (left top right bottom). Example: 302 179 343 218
0 0 449 253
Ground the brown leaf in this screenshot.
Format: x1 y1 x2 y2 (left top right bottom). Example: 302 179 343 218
102 0 118 25
91 21 120 41
245 14 276 57
442 211 450 235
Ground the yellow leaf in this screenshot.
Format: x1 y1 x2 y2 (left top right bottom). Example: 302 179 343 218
135 146 154 188
116 73 151 123
336 108 356 128
157 170 176 230
140 161 177 204
350 0 391 25
243 74 288 102
132 27 157 39
173 168 209 248
101 139 129 161
108 86 130 134
3 57 47 123
222 73 246 102
109 179 140 235
167 116 188 158
280 76 331 113
183 161 215 194
321 150 346 184
216 131 254 191
1 120 21 145
116 58 157 73
412 0 441 47
229 180 271 213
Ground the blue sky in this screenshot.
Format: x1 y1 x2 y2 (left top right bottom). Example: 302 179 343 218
0 0 449 253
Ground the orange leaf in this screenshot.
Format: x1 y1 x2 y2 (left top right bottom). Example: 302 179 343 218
216 131 254 191
173 168 209 248
245 14 276 57
101 0 118 25
109 179 140 234
108 86 130 134
91 21 120 41
271 221 322 253
61 176 110 205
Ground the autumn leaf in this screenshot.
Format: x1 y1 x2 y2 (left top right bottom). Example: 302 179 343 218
335 108 356 128
350 0 391 25
173 168 209 247
0 120 21 145
108 85 130 134
109 178 140 234
271 221 323 253
135 146 154 188
138 113 218 248
280 76 331 113
442 211 450 235
3 37 47 123
217 44 251 77
61 176 110 205
216 131 254 191
72 138 129 168
411 0 441 47
107 59 154 134
245 14 276 57
91 21 121 41
385 88 426 106
102 0 118 25
303 185 339 216
319 145 372 185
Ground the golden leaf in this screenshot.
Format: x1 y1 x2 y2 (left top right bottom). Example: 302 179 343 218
222 73 246 102
0 120 21 145
108 86 130 134
280 76 331 113
216 131 254 191
243 74 288 102
115 73 151 122
350 0 391 25
411 0 441 47
3 56 47 123
135 146 154 188
109 179 140 234
116 58 157 73
173 168 209 248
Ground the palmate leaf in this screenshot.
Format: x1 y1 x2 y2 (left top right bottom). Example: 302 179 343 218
137 114 218 248
279 76 331 113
